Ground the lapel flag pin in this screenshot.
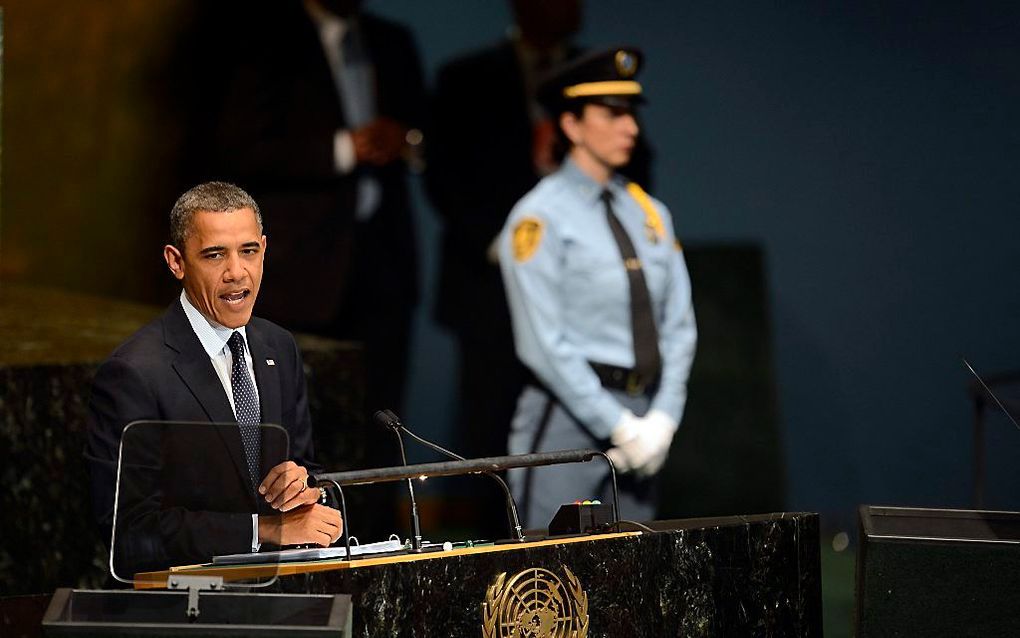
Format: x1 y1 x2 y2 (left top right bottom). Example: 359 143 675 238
266 359 276 366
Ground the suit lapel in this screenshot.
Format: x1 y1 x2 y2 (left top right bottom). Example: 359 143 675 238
163 301 254 502
247 323 289 503
291 3 348 127
246 322 283 429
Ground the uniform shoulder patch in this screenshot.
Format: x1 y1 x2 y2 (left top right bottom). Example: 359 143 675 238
512 217 544 262
626 182 666 243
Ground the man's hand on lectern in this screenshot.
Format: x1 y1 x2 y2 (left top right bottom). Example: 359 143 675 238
258 504 343 547
259 460 320 511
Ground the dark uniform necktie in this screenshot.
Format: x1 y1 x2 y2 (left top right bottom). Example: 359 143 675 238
227 331 261 488
601 189 662 380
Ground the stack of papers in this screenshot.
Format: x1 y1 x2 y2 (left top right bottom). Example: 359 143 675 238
212 539 405 565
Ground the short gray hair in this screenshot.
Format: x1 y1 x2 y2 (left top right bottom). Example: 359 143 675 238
169 181 263 248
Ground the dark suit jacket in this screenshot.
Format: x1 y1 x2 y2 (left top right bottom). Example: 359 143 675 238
192 4 424 332
427 41 538 337
86 299 317 575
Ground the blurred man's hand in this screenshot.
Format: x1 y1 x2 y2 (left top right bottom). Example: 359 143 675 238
352 116 407 166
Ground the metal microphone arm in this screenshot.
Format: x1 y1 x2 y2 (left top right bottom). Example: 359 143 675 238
392 428 424 552
396 421 525 542
309 449 603 486
591 450 622 531
964 357 1020 432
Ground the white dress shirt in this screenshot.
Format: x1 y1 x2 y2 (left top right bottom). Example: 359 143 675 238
180 291 262 551
304 0 381 220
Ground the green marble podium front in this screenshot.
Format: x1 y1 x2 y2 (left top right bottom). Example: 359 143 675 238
143 513 821 637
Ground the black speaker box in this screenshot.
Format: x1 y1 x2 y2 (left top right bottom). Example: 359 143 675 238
856 505 1020 637
548 502 614 536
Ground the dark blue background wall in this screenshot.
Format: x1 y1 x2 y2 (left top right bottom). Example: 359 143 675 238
370 1 1020 524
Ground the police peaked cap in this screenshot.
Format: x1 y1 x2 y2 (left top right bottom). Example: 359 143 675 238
537 47 645 114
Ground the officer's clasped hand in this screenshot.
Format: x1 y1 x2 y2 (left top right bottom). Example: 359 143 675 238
606 409 678 478
607 409 642 473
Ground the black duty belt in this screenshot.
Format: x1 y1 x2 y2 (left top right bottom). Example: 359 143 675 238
589 362 659 397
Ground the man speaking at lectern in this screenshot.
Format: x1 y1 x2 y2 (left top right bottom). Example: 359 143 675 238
86 182 342 573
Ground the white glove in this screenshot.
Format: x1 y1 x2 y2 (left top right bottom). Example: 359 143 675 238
606 409 678 478
606 409 643 473
634 410 678 478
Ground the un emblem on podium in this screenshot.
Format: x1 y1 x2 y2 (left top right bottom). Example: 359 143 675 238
482 565 589 637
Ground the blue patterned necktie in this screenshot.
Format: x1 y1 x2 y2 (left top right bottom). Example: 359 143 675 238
227 331 262 489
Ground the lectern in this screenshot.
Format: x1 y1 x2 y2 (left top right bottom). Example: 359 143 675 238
137 513 822 637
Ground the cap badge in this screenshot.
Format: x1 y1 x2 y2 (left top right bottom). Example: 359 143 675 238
615 50 637 78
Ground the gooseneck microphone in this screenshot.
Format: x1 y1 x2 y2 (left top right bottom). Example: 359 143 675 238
374 409 526 542
963 358 1020 432
376 410 423 552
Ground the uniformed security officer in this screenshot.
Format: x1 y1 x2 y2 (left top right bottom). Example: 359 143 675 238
499 47 697 528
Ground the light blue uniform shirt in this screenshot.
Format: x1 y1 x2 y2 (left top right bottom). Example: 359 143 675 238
499 158 697 439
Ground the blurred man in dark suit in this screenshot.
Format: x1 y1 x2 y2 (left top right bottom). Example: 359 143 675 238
192 0 425 420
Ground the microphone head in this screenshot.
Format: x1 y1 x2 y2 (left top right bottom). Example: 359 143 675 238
372 409 400 430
